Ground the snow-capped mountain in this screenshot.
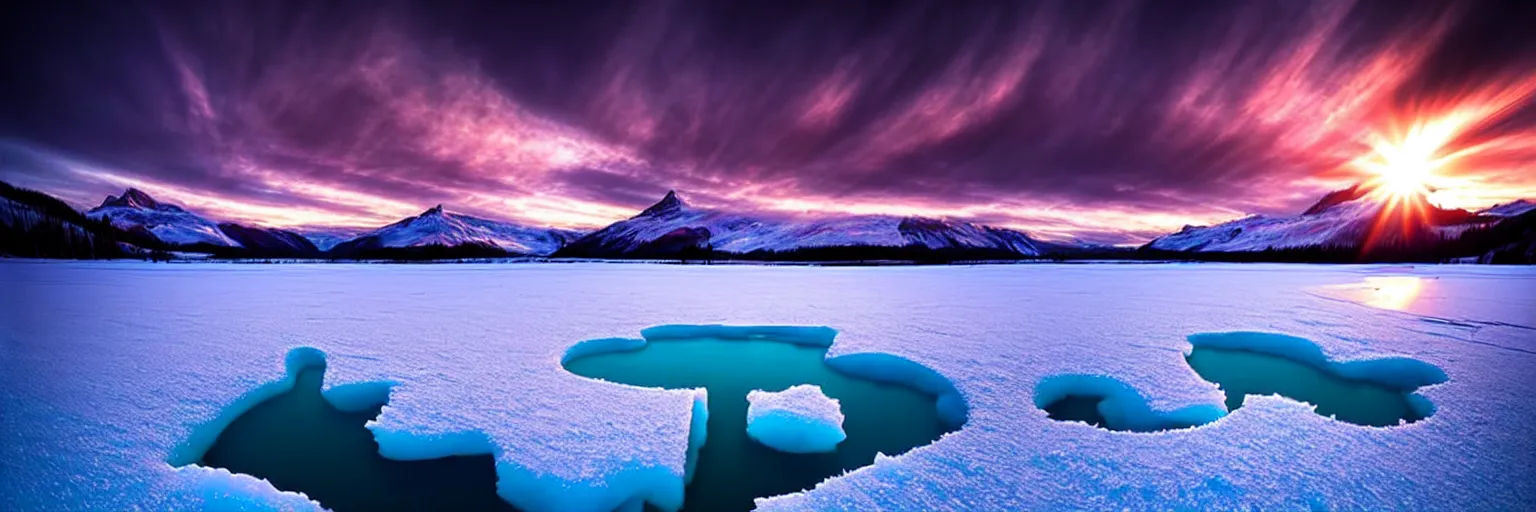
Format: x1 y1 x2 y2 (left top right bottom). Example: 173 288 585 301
329 205 584 256
1479 200 1535 218
1 180 162 258
81 188 320 255
1145 184 1530 256
86 188 239 247
1148 186 1385 252
555 191 1047 259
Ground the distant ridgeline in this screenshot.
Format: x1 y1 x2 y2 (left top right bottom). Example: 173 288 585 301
548 190 1107 262
2 181 1532 263
1138 185 1536 264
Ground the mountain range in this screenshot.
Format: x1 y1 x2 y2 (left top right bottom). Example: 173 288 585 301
554 191 1054 260
84 189 320 256
74 188 582 259
1142 184 1534 263
2 180 1533 263
327 205 585 259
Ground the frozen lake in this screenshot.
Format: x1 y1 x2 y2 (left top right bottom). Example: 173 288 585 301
2 261 1534 510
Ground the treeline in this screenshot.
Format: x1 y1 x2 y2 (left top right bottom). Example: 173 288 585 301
1435 210 1535 264
1 181 174 260
1 211 121 259
558 243 1079 264
737 244 1037 263
325 242 517 261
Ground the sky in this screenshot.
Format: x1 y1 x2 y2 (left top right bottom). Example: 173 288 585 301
1 0 1534 244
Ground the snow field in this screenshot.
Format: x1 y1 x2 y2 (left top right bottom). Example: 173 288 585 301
2 262 1533 511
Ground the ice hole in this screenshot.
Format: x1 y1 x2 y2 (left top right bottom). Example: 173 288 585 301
1185 332 1446 427
1035 332 1446 432
562 325 967 512
1035 374 1224 433
181 348 516 511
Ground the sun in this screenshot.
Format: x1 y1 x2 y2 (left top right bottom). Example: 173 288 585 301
1368 144 1436 198
1347 114 1479 250
1353 116 1466 201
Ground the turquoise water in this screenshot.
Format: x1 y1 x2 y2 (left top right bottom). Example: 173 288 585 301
199 365 515 511
1042 395 1113 429
563 337 954 512
1185 347 1426 427
1041 394 1205 432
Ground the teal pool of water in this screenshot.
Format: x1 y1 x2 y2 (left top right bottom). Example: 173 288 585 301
1042 394 1112 429
1040 393 1206 433
199 365 515 511
563 337 954 512
1185 347 1427 427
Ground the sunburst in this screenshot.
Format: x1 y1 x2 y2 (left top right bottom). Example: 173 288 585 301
1349 115 1473 250
1353 115 1467 202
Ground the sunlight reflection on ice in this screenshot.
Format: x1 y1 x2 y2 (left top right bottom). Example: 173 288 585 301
1322 276 1425 311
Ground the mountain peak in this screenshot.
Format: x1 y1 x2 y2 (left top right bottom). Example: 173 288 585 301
99 187 162 210
1301 184 1369 215
639 190 688 216
423 204 446 216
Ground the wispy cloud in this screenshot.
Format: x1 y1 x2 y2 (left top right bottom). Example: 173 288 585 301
1 0 1531 242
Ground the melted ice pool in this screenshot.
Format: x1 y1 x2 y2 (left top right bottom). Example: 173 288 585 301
200 364 513 511
1186 347 1430 427
563 337 955 511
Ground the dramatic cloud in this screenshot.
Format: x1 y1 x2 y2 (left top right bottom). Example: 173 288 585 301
1 0 1533 243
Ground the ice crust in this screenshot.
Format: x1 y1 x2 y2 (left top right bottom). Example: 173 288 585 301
3 262 1535 511
746 385 847 453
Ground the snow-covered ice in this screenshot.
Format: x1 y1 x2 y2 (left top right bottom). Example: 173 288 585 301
2 262 1535 511
746 385 847 454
